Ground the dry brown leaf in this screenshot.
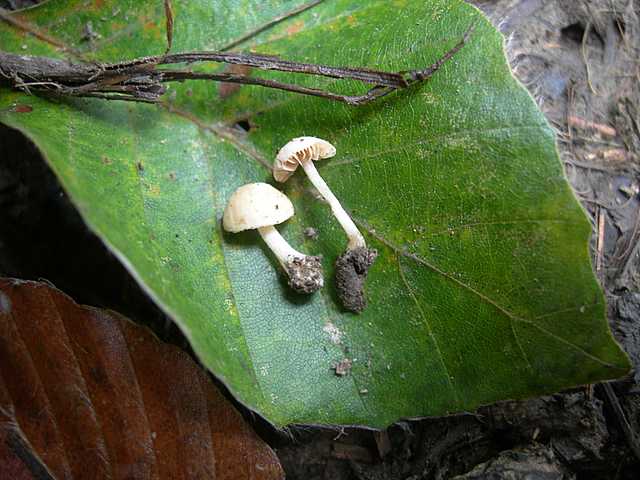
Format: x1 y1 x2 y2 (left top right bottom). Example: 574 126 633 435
0 278 283 480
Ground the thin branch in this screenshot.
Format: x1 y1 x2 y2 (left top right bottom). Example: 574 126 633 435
68 92 159 103
155 52 408 88
0 24 475 106
403 22 477 83
162 70 396 105
581 21 598 95
163 70 346 102
164 0 174 55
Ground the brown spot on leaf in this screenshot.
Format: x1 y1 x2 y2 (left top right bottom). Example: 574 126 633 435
148 184 161 196
13 104 32 113
286 20 304 36
219 64 252 99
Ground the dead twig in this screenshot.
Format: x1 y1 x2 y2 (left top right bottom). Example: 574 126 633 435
602 148 629 162
163 0 174 55
0 23 476 106
581 21 598 95
567 115 617 137
564 159 627 173
565 82 576 155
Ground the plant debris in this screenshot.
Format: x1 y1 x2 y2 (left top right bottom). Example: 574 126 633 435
0 23 475 105
335 247 378 313
303 226 319 240
332 358 353 376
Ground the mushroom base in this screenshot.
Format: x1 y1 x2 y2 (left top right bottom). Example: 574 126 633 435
335 247 378 313
285 255 324 294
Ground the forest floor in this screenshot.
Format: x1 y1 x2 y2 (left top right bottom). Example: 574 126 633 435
1 0 639 479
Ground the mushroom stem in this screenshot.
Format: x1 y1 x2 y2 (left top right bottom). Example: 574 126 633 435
299 157 366 250
258 225 324 294
257 225 305 269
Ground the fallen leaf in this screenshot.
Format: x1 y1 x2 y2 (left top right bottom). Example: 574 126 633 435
0 278 283 480
0 426 52 480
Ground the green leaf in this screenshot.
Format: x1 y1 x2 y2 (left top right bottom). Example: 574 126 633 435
0 0 629 428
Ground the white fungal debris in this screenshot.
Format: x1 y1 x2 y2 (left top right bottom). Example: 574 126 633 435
323 322 343 345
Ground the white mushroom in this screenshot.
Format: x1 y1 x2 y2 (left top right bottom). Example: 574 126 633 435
274 136 365 251
223 182 323 294
274 137 377 313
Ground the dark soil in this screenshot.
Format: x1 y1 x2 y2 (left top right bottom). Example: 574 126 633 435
286 255 325 294
335 247 378 313
1 0 639 479
0 0 39 9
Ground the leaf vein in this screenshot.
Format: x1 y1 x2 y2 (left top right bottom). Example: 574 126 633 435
323 125 548 169
397 258 460 407
165 104 272 171
8 289 74 477
357 217 624 370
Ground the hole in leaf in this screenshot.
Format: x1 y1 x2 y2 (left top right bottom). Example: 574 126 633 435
234 120 251 133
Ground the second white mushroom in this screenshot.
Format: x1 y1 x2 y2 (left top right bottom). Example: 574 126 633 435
274 137 378 313
274 136 366 250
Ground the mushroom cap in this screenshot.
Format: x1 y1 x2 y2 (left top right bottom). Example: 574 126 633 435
223 182 294 233
273 136 337 182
